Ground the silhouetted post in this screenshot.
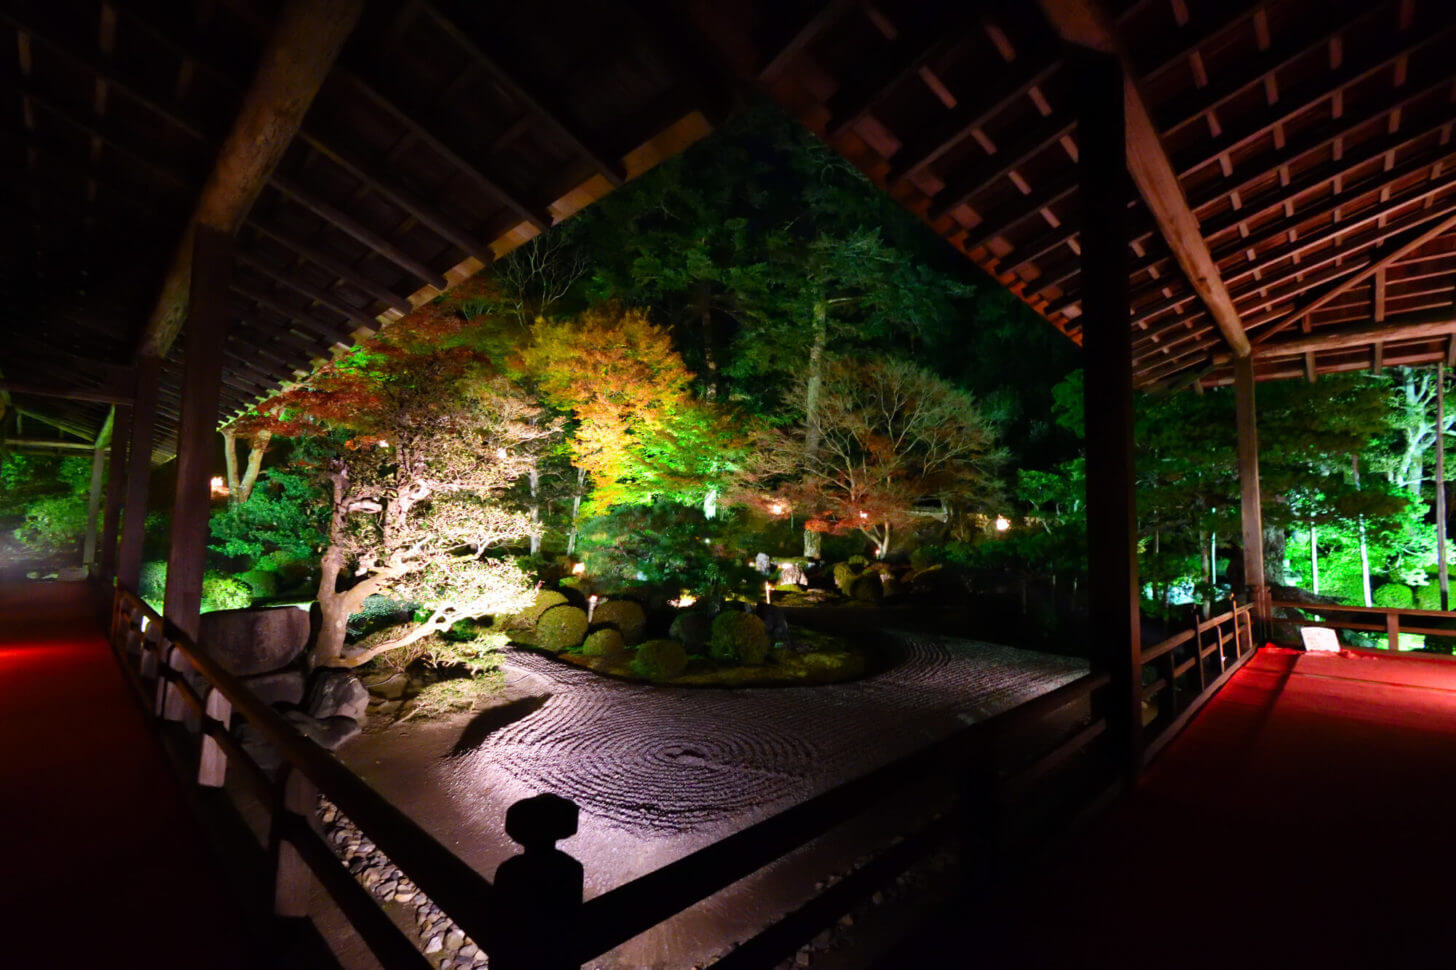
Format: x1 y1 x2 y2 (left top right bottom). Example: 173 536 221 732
1438 362 1449 610
117 356 162 592
162 225 232 722
99 403 130 582
490 794 583 970
1075 47 1142 782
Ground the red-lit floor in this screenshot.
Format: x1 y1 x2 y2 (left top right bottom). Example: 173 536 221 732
0 582 250 964
893 645 1456 969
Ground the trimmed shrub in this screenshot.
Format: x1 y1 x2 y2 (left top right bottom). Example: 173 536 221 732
1372 583 1414 610
709 611 771 665
850 572 883 603
201 574 252 613
847 555 869 568
521 589 569 625
632 639 688 680
237 569 279 599
537 605 588 651
591 599 647 645
832 562 859 597
1415 583 1444 611
668 610 712 651
582 628 627 659
139 560 167 606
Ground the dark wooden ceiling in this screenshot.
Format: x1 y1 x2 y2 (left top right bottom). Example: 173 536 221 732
706 0 1456 389
0 0 724 458
5 0 1456 462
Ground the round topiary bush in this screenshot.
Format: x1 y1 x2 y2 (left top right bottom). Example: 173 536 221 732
847 555 869 568
521 589 570 625
832 561 859 597
709 611 771 665
1373 583 1415 609
850 572 883 603
582 627 627 658
536 605 588 651
591 599 647 645
632 639 688 680
668 610 712 650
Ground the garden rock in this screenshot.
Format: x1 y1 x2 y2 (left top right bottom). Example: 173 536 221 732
754 552 773 574
284 710 362 750
778 560 809 587
668 610 712 650
198 605 310 677
307 669 369 721
754 603 791 646
240 668 306 707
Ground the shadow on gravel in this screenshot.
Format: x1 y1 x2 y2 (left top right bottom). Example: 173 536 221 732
449 694 550 757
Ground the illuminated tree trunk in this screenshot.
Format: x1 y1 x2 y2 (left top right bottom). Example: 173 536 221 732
802 298 829 558
528 463 541 556
1310 522 1319 595
221 428 270 506
694 280 718 400
222 429 239 502
1354 456 1373 607
566 467 586 555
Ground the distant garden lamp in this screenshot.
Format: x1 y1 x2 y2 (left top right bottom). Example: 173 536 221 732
571 561 586 576
587 594 598 622
764 581 773 604
995 515 1011 533
209 476 228 499
770 502 785 516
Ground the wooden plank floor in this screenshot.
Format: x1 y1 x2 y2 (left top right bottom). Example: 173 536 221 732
886 645 1456 969
0 582 252 964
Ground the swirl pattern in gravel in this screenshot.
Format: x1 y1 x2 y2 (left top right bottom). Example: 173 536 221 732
453 631 1086 835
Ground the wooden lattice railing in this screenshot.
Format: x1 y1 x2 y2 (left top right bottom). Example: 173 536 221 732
1139 602 1257 761
108 585 1255 969
1269 598 1456 653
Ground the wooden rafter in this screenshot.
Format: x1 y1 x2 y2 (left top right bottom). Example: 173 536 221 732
1037 0 1251 358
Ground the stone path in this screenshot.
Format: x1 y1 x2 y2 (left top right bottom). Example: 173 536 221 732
452 633 1088 837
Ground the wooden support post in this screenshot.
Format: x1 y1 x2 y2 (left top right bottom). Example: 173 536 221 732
1074 48 1142 782
98 404 131 581
116 357 161 592
81 438 106 573
162 225 232 722
1234 354 1268 636
1438 363 1449 611
1386 612 1400 653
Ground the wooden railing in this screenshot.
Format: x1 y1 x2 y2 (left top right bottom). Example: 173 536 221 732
1269 598 1456 652
108 586 1261 969
1139 602 1257 762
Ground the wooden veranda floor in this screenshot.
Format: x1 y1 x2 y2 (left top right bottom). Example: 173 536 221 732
0 582 253 964
887 645 1456 969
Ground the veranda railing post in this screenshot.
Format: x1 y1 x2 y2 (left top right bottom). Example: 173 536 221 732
489 794 584 970
1386 612 1400 653
270 765 320 918
197 687 232 788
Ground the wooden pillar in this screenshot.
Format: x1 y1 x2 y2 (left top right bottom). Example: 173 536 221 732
82 432 107 572
1438 363 1449 611
1075 48 1142 781
98 403 131 580
1234 354 1268 631
117 357 162 592
163 225 233 646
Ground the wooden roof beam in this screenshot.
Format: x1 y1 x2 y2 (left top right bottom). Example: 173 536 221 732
268 175 447 290
245 217 412 313
1255 212 1456 345
1228 310 1456 362
1037 0 1250 358
0 382 129 405
417 2 627 186
136 0 364 360
235 252 381 329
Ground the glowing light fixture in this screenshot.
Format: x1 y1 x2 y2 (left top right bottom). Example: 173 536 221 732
858 511 869 520
770 502 785 516
764 581 773 604
571 561 586 575
995 515 1011 532
209 476 228 499
587 594 599 622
